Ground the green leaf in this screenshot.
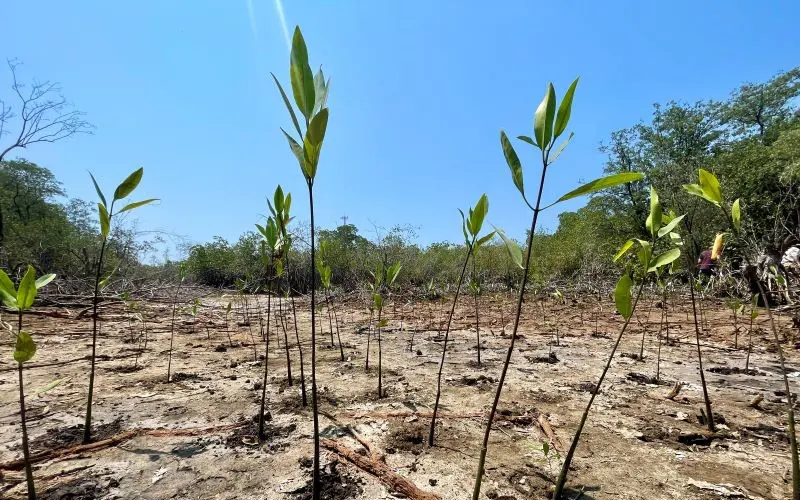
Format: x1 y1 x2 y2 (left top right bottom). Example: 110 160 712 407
302 107 329 180
373 293 383 311
682 183 705 199
615 273 633 320
14 331 36 363
99 274 112 291
492 225 524 269
274 185 285 217
284 192 292 219
476 231 495 248
377 319 389 328
645 186 662 237
549 132 574 164
731 198 741 231
554 77 579 140
271 73 303 138
698 169 722 205
534 83 556 150
35 376 69 396
556 172 644 204
313 67 329 116
613 240 635 262
89 172 107 208
113 167 144 201
517 135 537 147
16 265 37 311
0 270 17 310
0 269 15 297
635 239 652 269
35 274 56 289
386 262 402 286
501 131 524 197
657 214 686 238
469 194 489 237
302 137 319 180
289 26 315 120
119 198 158 213
458 209 469 246
98 203 110 239
648 248 681 272
281 128 306 171
307 107 329 147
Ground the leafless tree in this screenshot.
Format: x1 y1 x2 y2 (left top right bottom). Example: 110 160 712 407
0 59 92 163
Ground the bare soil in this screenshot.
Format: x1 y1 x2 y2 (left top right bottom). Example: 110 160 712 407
1 292 798 499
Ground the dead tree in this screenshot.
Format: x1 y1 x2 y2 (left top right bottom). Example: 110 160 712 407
0 59 92 163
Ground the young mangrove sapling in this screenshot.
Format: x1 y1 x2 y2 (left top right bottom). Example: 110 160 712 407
472 77 644 499
553 185 683 499
429 193 493 446
83 168 157 443
166 263 186 383
272 25 330 498
1 265 55 500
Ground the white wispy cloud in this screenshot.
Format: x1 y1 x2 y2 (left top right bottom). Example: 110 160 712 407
245 0 259 40
273 0 291 51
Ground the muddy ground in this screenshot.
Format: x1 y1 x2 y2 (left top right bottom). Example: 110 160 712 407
1 291 798 499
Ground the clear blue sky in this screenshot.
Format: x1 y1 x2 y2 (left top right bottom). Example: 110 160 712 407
3 1 798 257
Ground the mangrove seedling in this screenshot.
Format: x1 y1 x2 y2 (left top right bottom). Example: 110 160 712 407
1 265 55 500
166 263 186 383
84 167 156 443
726 298 744 348
553 185 683 499
224 301 233 347
272 25 330 498
256 215 281 439
429 193 493 446
471 77 644 499
370 261 402 398
746 293 759 371
318 239 345 361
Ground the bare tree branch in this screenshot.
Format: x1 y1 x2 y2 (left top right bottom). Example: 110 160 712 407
0 59 93 163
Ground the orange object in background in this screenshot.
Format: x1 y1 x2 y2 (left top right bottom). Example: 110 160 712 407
711 233 724 260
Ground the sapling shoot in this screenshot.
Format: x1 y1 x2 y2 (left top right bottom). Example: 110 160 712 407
272 25 330 498
289 288 308 406
166 263 186 383
1 265 55 500
318 240 344 361
256 215 280 440
726 298 744 348
472 77 643 499
684 168 800 498
371 261 401 398
224 301 233 347
84 168 156 443
429 194 493 446
553 186 682 499
746 294 759 371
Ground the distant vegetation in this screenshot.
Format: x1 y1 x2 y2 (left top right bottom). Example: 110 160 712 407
1 68 798 296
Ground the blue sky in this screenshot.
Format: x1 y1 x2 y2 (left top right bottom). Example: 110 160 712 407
3 1 798 257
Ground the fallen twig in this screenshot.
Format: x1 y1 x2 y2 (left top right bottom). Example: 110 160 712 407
321 438 440 500
0 424 237 473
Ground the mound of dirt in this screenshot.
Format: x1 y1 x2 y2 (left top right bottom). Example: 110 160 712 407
291 458 365 499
